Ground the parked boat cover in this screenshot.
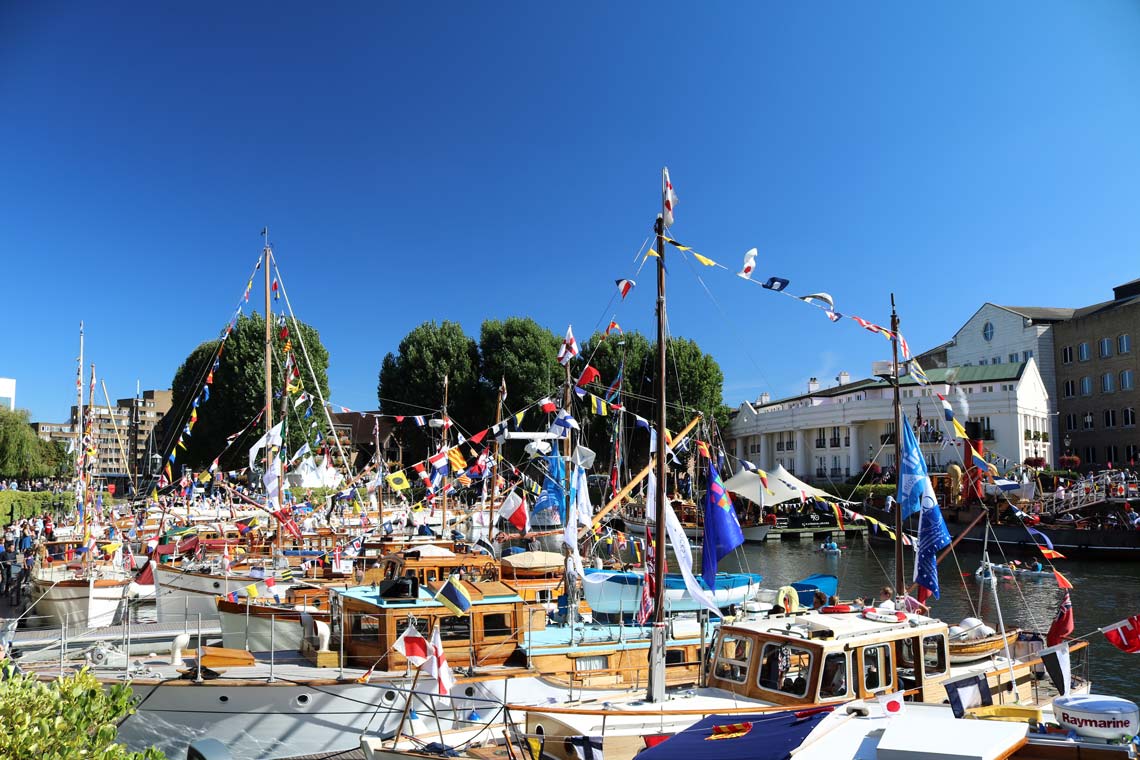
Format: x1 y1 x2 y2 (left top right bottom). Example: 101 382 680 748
633 710 831 760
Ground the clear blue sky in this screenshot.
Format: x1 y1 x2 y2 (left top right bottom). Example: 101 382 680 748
3 2 1140 422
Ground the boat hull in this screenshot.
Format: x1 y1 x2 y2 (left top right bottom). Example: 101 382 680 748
582 569 762 619
948 628 1020 663
947 510 1140 560
31 570 130 629
154 564 292 625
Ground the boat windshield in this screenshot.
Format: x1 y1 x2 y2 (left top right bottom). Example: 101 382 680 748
713 634 752 684
758 642 815 698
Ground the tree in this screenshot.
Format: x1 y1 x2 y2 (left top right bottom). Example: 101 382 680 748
0 662 165 759
478 318 562 415
169 313 330 470
0 408 51 479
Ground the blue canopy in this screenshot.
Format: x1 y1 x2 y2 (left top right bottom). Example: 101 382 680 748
633 710 830 760
791 573 838 608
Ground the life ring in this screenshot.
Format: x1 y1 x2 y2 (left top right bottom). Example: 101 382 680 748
862 607 907 623
775 587 797 613
820 604 855 614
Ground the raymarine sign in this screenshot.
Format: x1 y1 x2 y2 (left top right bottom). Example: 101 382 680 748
1054 695 1139 740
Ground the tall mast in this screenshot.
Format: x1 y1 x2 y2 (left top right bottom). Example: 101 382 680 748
648 169 669 703
441 374 449 538
263 229 274 506
488 378 505 541
890 294 905 597
76 323 84 508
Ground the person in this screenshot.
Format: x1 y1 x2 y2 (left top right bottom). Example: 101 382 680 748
812 590 828 610
877 586 895 611
0 543 16 594
852 596 866 610
1032 559 1042 572
827 595 839 606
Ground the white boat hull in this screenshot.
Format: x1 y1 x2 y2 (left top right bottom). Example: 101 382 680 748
154 565 293 625
582 570 763 616
31 569 130 629
742 524 771 542
218 609 305 651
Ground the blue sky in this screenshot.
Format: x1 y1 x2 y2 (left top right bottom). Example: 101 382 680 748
3 2 1140 422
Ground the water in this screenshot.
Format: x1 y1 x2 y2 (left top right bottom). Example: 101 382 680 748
722 537 1140 703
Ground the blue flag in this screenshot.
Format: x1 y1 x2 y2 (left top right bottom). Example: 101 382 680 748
899 414 951 598
701 462 745 590
534 453 566 525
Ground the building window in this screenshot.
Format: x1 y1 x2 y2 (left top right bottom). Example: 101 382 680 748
1008 353 1018 364
1100 337 1114 359
1063 380 1075 398
1085 446 1097 464
1119 334 1132 355
1080 377 1093 396
1122 370 1135 391
1078 342 1090 362
1107 445 1119 465
1102 373 1115 393
992 356 1001 365
1124 408 1136 428
1023 350 1033 361
1104 409 1117 428
1062 346 1073 364
1127 444 1139 464
979 358 988 366
1083 414 1095 430
982 321 994 342
1065 413 1077 431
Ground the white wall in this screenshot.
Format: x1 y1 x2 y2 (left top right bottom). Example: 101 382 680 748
0 378 14 411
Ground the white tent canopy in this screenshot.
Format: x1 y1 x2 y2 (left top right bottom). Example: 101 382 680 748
724 464 851 507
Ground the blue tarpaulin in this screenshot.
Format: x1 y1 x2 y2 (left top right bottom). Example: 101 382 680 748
791 573 838 608
633 709 831 760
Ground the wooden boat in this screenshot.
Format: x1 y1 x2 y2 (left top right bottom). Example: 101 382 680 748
948 627 1020 663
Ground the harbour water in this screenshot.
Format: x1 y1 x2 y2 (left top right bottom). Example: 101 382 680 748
724 537 1140 703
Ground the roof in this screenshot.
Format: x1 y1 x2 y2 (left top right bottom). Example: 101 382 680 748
1071 293 1140 320
995 305 1075 322
338 580 524 608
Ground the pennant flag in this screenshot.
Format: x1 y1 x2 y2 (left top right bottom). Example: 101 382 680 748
425 625 456 695
434 575 473 616
245 583 260 598
604 320 622 336
557 325 579 366
909 361 930 386
589 394 609 416
539 397 558 413
662 167 677 227
386 472 411 491
1041 547 1066 560
577 365 601 387
700 462 745 590
800 292 835 310
616 279 635 299
1044 592 1071 647
761 276 790 291
447 448 467 471
938 394 954 421
393 623 429 666
1053 569 1073 589
692 252 717 267
1101 614 1140 653
737 247 757 278
951 418 969 439
1040 642 1071 696
498 489 529 531
696 440 711 459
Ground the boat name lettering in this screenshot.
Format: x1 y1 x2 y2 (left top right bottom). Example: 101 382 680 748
1060 713 1133 729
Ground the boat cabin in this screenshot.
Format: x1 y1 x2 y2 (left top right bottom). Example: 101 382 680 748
706 610 951 705
334 578 539 671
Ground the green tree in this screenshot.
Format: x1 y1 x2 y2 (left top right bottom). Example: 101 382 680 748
0 662 165 759
0 408 50 479
170 312 330 470
478 318 562 415
377 321 483 420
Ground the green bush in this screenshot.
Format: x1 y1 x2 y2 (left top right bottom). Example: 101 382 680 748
0 491 118 524
820 483 897 503
0 662 165 759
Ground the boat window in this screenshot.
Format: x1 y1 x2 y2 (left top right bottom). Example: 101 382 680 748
819 652 848 698
757 643 814 698
713 634 752 684
393 617 428 639
439 615 471 642
862 644 893 693
665 648 685 666
573 655 607 672
482 612 513 638
922 634 947 676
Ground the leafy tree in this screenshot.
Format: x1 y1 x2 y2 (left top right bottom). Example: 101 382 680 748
170 312 330 470
0 408 51 479
0 662 165 759
478 318 562 414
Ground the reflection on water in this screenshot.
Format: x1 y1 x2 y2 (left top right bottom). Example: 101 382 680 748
723 538 1140 702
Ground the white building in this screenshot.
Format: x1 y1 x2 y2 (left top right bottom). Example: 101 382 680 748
945 304 1071 454
0 378 14 411
725 360 1052 484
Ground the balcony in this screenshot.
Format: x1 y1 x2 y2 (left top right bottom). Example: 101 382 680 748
919 431 944 444
880 433 897 444
844 437 850 447
786 441 795 451
776 442 785 451
829 467 843 477
814 439 826 449
982 429 995 441
829 438 841 447
815 468 826 478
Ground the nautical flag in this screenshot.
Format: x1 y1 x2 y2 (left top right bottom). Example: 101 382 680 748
616 279 635 299
589 394 608 416
700 462 745 589
761 276 789 291
434 575 472 616
272 278 279 300
429 450 449 475
604 321 623 338
413 416 426 427
852 316 893 339
244 583 259 598
425 625 456 695
951 418 969 439
1047 591 1074 647
898 414 950 599
447 448 467 471
832 503 845 531
550 409 579 435
498 489 529 532
1101 614 1140 653
1040 642 1072 696
696 440 711 459
969 444 988 471
909 361 930 386
937 394 953 421
662 167 677 227
386 472 411 491
539 397 557 413
557 325 579 366
280 566 294 581
896 332 911 360
1041 547 1066 560
568 736 604 760
825 311 843 322
227 591 239 603
605 370 622 403
1053 569 1073 589
393 623 429 666
637 530 655 625
577 365 601 387
800 292 835 310
738 247 757 279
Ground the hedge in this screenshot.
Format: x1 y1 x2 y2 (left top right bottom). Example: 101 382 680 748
819 484 897 502
0 490 118 523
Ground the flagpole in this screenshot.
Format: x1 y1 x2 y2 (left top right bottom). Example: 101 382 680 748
890 294 905 598
648 169 669 704
390 624 429 750
441 375 449 542
488 379 504 543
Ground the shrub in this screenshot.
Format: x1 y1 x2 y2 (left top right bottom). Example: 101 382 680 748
1023 457 1046 469
1058 455 1081 470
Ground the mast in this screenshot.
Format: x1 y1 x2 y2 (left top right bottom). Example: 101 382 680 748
75 322 84 506
441 374 449 538
648 169 669 703
263 229 274 505
890 294 905 597
488 378 505 542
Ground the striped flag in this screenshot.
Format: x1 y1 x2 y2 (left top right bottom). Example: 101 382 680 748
937 394 954 421
662 167 677 227
557 325 579 366
615 279 635 299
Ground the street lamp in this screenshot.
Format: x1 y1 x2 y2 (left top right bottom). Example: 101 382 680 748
150 453 161 474
1064 434 1071 454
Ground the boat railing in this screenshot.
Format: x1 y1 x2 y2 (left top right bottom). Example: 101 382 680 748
1035 471 1116 516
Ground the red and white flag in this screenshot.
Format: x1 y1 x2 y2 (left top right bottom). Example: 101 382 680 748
393 624 429 667
498 490 529 532
557 325 579 366
738 247 757 279
424 625 456 695
615 279 635 299
878 692 906 717
1102 614 1140 653
662 168 677 227
539 397 558 414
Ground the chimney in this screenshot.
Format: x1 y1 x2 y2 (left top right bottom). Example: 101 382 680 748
836 371 850 386
758 392 770 405
807 377 820 393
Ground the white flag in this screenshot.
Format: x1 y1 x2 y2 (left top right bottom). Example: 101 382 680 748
662 167 677 227
393 624 429 667
557 325 579 366
424 625 456 696
248 421 284 471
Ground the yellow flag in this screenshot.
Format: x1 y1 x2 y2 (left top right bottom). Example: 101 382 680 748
951 419 968 439
692 252 717 267
245 583 260 598
101 542 122 554
386 472 411 491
